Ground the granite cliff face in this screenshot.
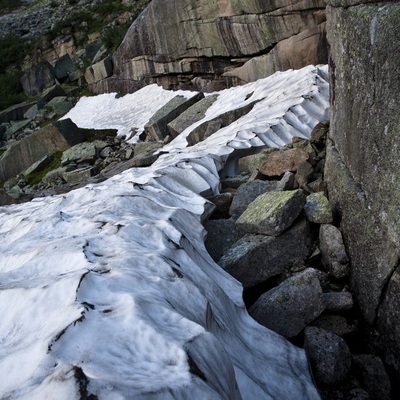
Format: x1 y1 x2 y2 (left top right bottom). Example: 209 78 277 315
325 0 400 373
95 0 328 93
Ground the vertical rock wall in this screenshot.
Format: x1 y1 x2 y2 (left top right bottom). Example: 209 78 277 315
97 0 328 93
325 0 400 372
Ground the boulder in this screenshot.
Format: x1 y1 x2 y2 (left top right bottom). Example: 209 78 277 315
85 56 114 85
61 141 108 165
352 354 391 400
249 268 325 337
204 217 244 262
206 193 234 219
186 101 258 146
295 160 314 187
258 148 309 177
236 189 306 236
0 188 15 206
276 171 298 191
20 61 55 97
229 180 278 216
0 102 36 124
62 167 97 184
0 119 83 183
237 150 275 176
304 192 332 224
44 97 74 116
144 93 204 141
319 224 349 278
36 85 68 110
219 219 313 288
22 156 53 177
54 54 75 81
304 326 352 384
167 94 218 138
85 41 102 62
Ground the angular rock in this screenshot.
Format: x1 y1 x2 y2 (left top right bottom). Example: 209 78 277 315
36 85 68 110
134 141 163 158
229 180 278 216
276 171 298 191
319 224 349 278
323 291 353 312
186 101 258 146
22 156 53 177
295 160 314 186
63 167 97 184
206 193 234 219
249 268 325 337
0 188 15 206
204 217 244 262
236 189 306 236
220 175 249 190
61 141 106 165
85 41 103 62
54 54 75 81
20 61 55 97
44 97 74 116
237 150 275 176
219 219 313 288
167 94 218 138
258 148 309 177
42 167 67 185
304 326 352 384
5 119 31 138
352 354 391 400
85 56 114 85
0 119 83 183
144 93 204 141
0 101 35 124
304 192 332 224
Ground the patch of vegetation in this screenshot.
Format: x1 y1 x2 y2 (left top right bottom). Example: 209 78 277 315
101 22 130 51
0 35 31 74
25 151 63 186
0 0 24 16
0 70 27 111
80 127 118 141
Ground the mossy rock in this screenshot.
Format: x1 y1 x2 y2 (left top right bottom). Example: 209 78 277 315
236 189 306 236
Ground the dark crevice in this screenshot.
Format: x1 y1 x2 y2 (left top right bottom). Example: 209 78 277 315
73 366 98 400
187 355 207 382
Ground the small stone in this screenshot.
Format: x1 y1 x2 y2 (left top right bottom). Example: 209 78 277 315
236 189 306 236
249 268 325 337
237 150 273 176
207 192 234 219
304 326 352 384
304 192 333 224
324 291 353 311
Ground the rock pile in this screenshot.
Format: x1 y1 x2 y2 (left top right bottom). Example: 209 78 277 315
204 124 393 399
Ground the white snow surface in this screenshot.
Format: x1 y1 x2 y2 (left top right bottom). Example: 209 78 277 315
0 65 329 399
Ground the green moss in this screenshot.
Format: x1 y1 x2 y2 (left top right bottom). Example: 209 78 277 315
0 0 24 16
25 151 63 186
275 294 287 303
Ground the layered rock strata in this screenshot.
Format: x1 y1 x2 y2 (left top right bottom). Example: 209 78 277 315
95 0 328 93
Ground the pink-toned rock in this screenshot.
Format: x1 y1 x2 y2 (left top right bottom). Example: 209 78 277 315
258 148 309 177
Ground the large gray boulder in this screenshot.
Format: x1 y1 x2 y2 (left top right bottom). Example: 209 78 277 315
144 93 204 141
0 119 83 183
249 268 325 337
236 189 306 236
20 61 55 98
229 180 278 216
218 219 313 288
167 94 219 138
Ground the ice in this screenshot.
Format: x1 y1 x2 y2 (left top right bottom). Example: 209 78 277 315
0 66 329 399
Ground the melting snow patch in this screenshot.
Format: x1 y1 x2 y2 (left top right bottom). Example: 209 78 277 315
0 66 329 399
